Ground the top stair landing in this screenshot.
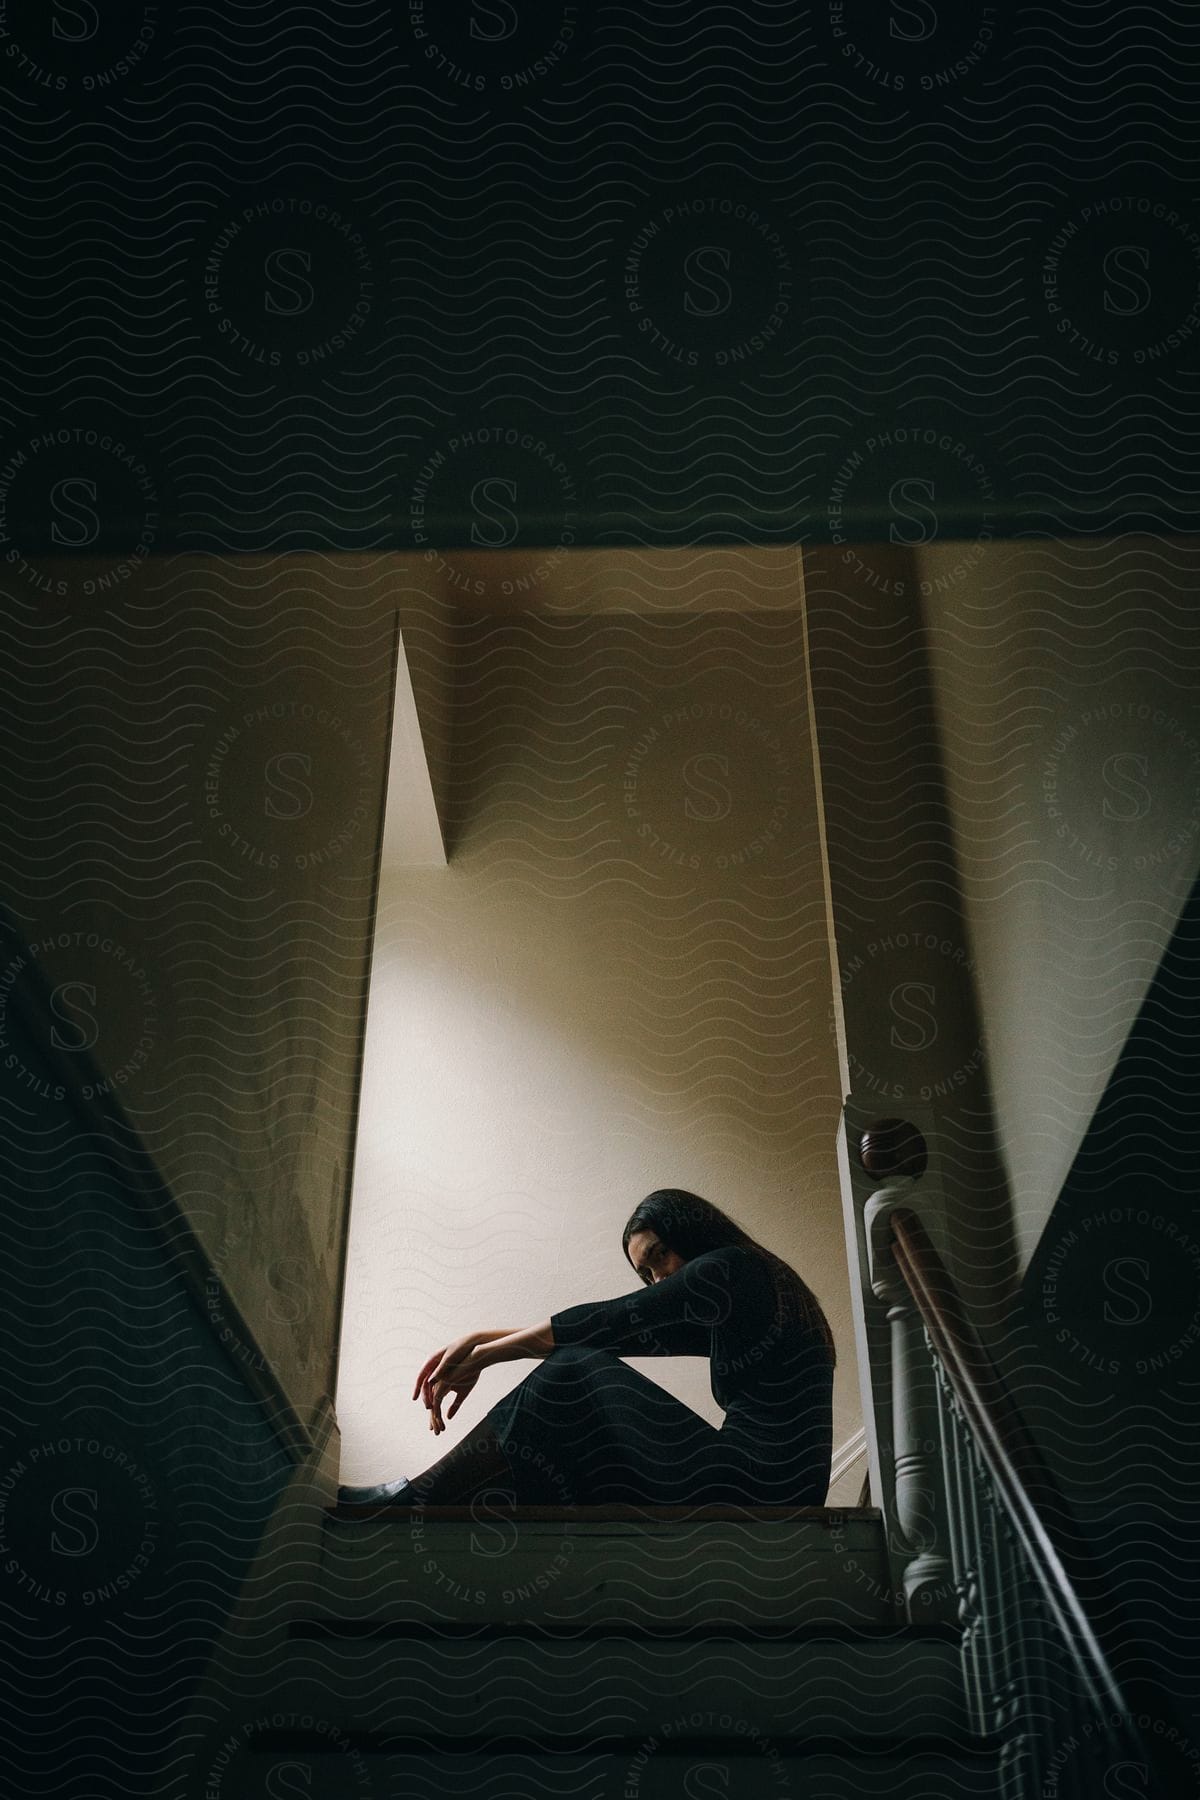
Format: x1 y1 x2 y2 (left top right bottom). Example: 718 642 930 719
316 1503 903 1635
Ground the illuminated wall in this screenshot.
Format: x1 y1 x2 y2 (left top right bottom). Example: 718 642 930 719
337 552 863 1498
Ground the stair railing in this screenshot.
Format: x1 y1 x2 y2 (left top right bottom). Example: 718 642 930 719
863 1177 1166 1800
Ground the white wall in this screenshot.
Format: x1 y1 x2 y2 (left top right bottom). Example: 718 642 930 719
336 558 862 1499
919 538 1200 1269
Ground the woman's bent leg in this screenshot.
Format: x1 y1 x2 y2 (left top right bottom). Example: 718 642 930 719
481 1345 729 1506
404 1423 514 1504
344 1349 831 1509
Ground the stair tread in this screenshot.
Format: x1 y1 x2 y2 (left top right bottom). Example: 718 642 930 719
218 1740 1005 1799
290 1617 961 1642
240 1729 998 1755
328 1502 882 1522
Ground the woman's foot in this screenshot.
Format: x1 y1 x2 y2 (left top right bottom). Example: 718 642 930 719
337 1427 515 1509
336 1476 415 1505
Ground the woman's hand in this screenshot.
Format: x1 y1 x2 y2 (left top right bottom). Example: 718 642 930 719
412 1334 490 1434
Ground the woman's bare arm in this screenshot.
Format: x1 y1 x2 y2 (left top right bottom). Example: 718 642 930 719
413 1322 557 1432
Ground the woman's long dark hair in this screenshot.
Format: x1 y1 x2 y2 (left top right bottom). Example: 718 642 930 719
622 1188 836 1366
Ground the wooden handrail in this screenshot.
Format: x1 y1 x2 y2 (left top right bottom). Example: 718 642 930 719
890 1208 1069 1530
887 1204 1128 1720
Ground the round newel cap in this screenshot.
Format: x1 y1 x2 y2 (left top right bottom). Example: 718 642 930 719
857 1117 928 1180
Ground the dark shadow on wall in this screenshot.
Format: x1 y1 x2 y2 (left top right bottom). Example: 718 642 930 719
802 541 1020 1331
0 569 397 1427
1006 863 1200 1731
0 911 320 1797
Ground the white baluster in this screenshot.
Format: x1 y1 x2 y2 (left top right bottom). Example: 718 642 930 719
864 1182 956 1622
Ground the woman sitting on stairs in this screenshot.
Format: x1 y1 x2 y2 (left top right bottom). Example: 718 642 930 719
338 1188 836 1510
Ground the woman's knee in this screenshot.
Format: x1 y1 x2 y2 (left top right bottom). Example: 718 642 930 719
527 1345 614 1382
546 1344 612 1364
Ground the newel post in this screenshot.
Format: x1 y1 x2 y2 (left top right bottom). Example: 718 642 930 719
863 1179 954 1622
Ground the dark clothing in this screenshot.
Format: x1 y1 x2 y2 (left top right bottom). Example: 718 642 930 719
482 1245 834 1506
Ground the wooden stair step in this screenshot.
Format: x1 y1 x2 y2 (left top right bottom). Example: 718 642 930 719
314 1507 900 1633
248 1631 969 1742
208 1741 1001 1800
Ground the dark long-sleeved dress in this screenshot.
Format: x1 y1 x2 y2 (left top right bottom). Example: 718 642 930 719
481 1244 834 1507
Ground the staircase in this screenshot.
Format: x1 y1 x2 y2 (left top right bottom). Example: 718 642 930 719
185 1501 1001 1799
172 1179 1168 1800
